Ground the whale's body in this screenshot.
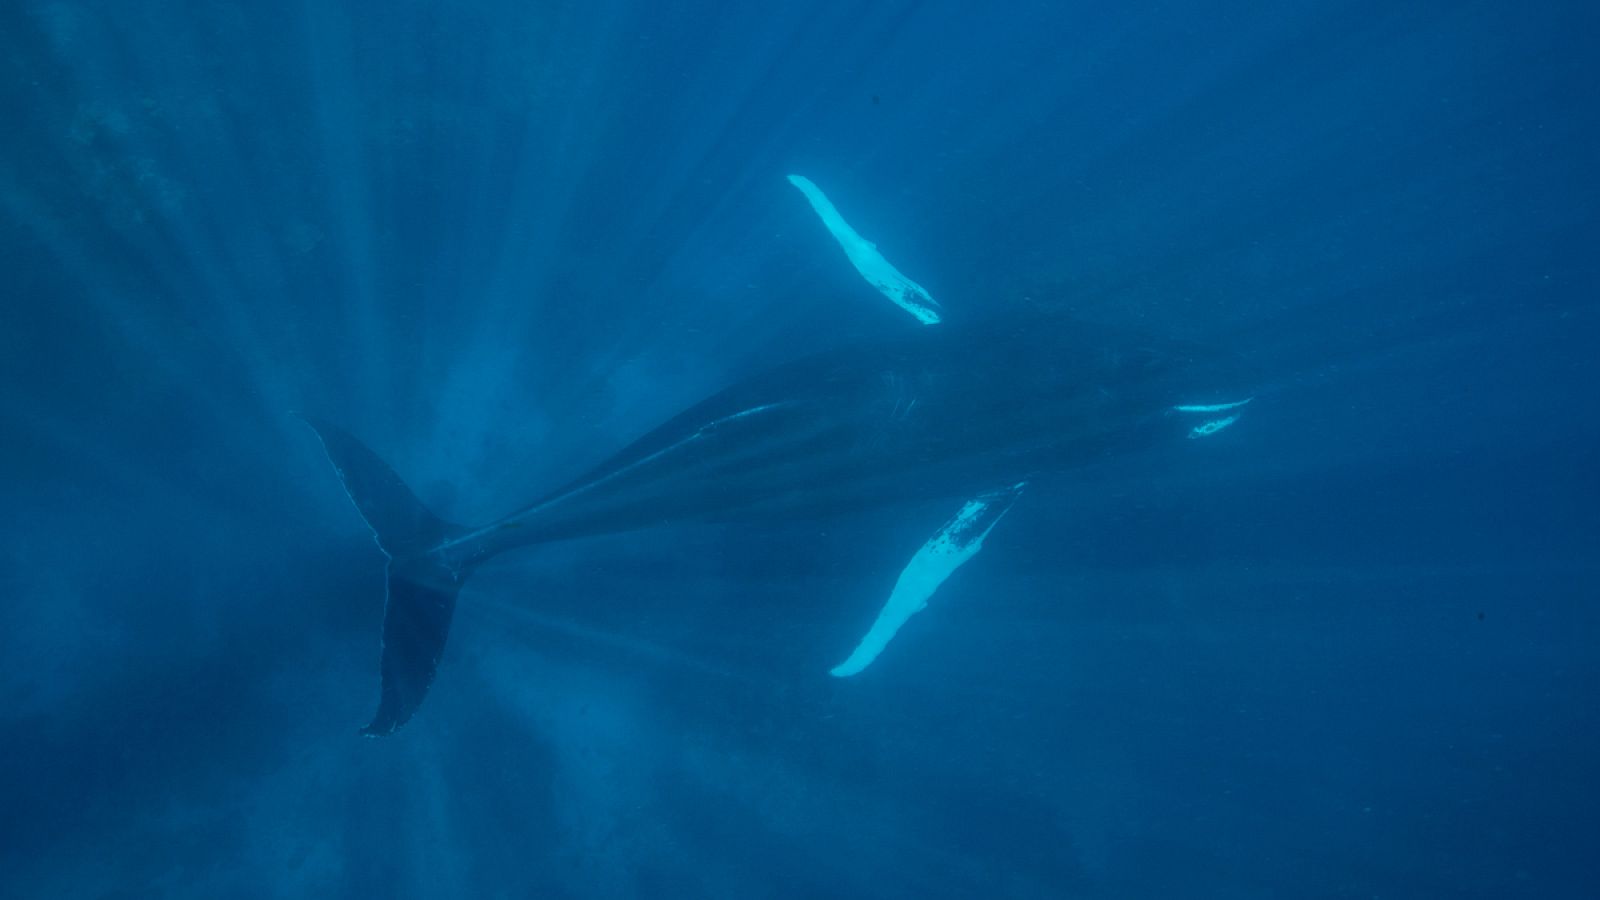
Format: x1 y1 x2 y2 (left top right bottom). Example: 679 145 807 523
457 317 1244 555
307 314 1254 734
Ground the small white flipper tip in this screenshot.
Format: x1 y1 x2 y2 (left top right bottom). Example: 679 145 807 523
1187 414 1240 438
1173 397 1252 414
829 660 864 678
828 596 925 678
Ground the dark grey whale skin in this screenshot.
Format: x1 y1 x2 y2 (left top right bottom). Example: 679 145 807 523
448 315 1253 560
308 313 1256 735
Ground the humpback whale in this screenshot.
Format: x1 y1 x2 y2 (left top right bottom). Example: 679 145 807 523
308 176 1255 735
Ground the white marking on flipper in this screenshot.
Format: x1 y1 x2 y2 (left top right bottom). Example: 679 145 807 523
1187 414 1239 438
1173 397 1252 413
786 174 942 325
830 482 1026 677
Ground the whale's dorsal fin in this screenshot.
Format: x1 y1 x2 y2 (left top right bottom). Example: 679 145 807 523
830 482 1027 677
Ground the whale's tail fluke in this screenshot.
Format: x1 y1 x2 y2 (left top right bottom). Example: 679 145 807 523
301 417 471 736
361 555 465 736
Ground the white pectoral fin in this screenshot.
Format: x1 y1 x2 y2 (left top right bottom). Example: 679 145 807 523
830 483 1027 677
786 174 942 325
1173 396 1252 438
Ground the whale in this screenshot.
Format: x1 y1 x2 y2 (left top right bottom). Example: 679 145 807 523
305 317 1253 735
307 177 1256 735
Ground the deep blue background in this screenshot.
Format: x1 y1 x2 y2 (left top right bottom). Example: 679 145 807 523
3 1 1597 896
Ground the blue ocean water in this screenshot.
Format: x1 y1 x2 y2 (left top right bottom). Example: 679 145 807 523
2 0 1597 896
